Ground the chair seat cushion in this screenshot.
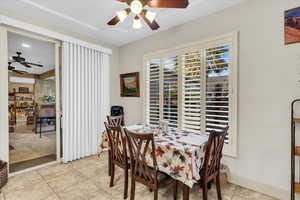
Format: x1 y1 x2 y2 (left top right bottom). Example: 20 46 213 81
157 171 169 184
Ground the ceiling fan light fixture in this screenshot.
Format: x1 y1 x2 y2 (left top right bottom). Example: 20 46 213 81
131 0 143 14
22 43 31 48
133 16 142 29
117 10 128 22
145 11 156 23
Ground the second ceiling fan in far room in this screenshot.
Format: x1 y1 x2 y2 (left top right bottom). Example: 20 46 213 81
10 52 44 69
107 0 189 30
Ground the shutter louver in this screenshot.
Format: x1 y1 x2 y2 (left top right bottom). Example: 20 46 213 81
205 45 230 142
147 59 160 125
163 56 178 128
182 51 202 132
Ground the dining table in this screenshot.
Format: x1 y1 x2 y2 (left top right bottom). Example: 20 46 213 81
101 123 209 200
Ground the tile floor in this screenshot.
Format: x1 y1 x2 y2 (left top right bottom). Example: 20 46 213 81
0 152 278 200
9 131 56 164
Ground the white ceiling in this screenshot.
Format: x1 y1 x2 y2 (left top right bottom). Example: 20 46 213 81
8 32 55 74
0 0 246 46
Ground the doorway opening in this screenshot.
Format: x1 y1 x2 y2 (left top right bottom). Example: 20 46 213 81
8 31 59 173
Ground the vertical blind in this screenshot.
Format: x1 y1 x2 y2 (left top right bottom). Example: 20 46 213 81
62 41 110 162
145 35 236 148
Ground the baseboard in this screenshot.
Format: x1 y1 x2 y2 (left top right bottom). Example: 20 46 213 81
229 174 294 200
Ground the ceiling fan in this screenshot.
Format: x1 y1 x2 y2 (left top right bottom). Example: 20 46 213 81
8 62 28 74
10 52 43 68
107 0 189 30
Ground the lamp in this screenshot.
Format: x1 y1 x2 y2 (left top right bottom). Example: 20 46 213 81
133 16 142 29
130 0 143 14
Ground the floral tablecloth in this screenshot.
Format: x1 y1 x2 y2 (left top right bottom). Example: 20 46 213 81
100 124 209 188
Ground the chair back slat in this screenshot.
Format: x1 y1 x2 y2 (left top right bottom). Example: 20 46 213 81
202 127 228 182
124 129 158 187
107 115 124 126
104 122 127 167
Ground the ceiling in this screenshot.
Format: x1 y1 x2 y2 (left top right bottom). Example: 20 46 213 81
0 0 246 46
8 32 55 74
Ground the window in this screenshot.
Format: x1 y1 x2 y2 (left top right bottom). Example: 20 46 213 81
144 33 238 157
163 56 179 128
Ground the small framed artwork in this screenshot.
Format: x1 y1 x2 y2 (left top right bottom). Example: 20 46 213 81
120 72 140 97
285 7 300 45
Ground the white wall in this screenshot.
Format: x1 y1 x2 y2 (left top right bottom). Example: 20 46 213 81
117 0 300 199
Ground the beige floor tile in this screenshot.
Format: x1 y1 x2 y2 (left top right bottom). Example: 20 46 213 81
44 194 60 200
1 152 280 200
3 171 44 193
0 192 5 200
190 183 236 200
9 131 56 164
232 186 278 200
37 163 72 181
91 174 112 194
45 170 87 193
71 159 106 180
57 178 106 200
90 191 112 200
4 179 53 200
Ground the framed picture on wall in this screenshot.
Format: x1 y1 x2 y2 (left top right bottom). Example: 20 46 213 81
120 72 140 97
285 7 300 45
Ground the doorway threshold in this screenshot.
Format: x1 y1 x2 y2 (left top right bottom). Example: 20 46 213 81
10 154 56 173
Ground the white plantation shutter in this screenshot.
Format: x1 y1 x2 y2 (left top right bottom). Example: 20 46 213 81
144 33 237 156
163 56 179 128
182 51 202 132
205 45 230 142
146 59 160 125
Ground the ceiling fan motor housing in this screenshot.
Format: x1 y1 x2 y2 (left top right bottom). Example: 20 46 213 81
126 0 149 6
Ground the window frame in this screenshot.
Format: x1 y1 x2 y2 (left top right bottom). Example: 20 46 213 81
142 32 238 157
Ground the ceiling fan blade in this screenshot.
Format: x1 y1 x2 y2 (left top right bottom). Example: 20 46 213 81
140 10 160 30
25 62 43 68
20 62 32 68
148 20 160 30
147 0 189 8
107 16 120 25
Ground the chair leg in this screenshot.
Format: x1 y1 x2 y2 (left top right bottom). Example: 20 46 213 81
207 181 212 190
124 169 129 199
216 175 222 200
154 189 158 200
182 183 190 200
110 163 115 187
202 182 208 200
130 178 136 200
173 181 178 200
108 150 112 176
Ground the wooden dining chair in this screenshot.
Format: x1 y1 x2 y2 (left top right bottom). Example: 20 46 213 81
124 128 170 200
104 122 129 199
107 115 125 126
107 115 125 176
173 127 227 200
200 128 227 200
